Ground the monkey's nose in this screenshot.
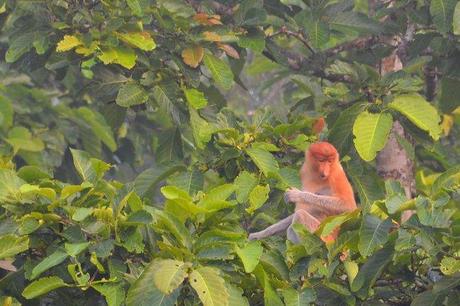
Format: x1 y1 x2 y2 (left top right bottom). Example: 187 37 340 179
320 173 326 179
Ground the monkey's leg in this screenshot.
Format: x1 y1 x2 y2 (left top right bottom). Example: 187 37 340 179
248 214 294 240
287 210 321 244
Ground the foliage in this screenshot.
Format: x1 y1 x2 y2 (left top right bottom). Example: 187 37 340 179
0 0 459 305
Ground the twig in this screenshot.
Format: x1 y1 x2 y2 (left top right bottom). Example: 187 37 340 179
271 26 316 54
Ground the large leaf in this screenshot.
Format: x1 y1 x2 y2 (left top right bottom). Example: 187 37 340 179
70 149 110 183
430 0 456 33
117 32 155 51
282 288 316 306
146 259 191 294
184 88 208 109
388 94 441 140
182 46 204 68
234 171 258 203
92 283 125 306
0 235 29 259
98 46 137 69
203 52 234 90
116 82 148 107
189 266 229 306
246 147 279 177
330 11 382 33
126 261 180 306
189 107 214 149
22 276 67 299
246 184 270 214
236 241 263 273
153 210 193 249
5 32 35 63
358 215 392 257
0 169 25 203
329 103 366 154
6 127 45 152
77 107 117 151
351 246 393 292
134 164 186 198
305 20 329 48
30 249 68 280
226 284 249 306
353 111 393 161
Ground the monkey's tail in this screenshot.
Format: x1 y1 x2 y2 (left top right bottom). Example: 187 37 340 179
248 214 294 240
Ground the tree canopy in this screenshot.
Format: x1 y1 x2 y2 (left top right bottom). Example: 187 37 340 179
0 0 459 305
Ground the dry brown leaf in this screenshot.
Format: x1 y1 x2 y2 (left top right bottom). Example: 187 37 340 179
181 46 204 68
217 43 240 59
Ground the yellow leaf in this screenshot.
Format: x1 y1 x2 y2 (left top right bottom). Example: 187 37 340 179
203 31 221 42
441 114 454 136
75 41 99 56
181 46 204 68
193 13 222 25
117 32 156 51
56 35 81 52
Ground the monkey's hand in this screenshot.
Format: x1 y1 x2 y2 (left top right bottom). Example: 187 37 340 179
284 187 304 204
248 233 261 240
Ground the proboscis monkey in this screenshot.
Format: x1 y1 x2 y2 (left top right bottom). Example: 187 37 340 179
248 142 356 243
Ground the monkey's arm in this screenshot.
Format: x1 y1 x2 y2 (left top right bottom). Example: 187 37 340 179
248 214 294 240
285 188 353 215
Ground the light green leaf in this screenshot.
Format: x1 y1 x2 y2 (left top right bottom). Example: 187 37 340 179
389 94 441 140
116 82 148 107
353 111 393 161
70 149 109 183
246 147 279 177
246 184 270 214
430 0 456 33
453 2 460 34
117 32 155 51
234 171 258 203
92 283 125 306
236 241 263 273
6 127 45 152
77 107 117 151
282 288 316 306
98 46 137 69
358 215 392 257
22 276 67 299
148 259 191 294
30 249 68 280
0 235 29 259
0 95 13 129
344 261 359 287
238 29 265 53
189 266 229 306
190 107 214 149
184 88 208 109
0 169 25 203
65 242 90 257
317 210 360 237
203 52 234 90
127 0 143 16
305 20 329 48
126 272 179 306
153 210 192 249
226 283 249 306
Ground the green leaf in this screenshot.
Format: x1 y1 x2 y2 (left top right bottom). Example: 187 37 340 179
190 107 214 149
358 215 392 257
153 210 193 249
305 20 329 48
5 32 35 63
246 184 270 214
238 29 265 53
168 167 203 195
430 0 456 33
116 82 148 107
65 242 90 257
236 241 263 273
330 11 382 34
22 276 67 299
117 32 155 51
440 257 460 275
203 52 234 90
70 149 110 183
253 265 284 306
329 103 366 154
134 164 186 198
148 259 191 294
226 284 249 306
353 111 393 161
389 94 441 140
246 147 279 177
317 210 360 237
0 169 26 203
351 246 393 292
127 277 179 306
189 266 229 306
6 127 45 152
98 46 137 69
439 77 460 113
453 2 460 35
343 260 359 287
282 288 316 306
126 0 143 16
77 107 117 151
431 165 460 194
348 168 384 212
30 249 68 280
234 171 258 203
0 95 13 129
92 283 125 306
184 88 208 109
0 235 29 259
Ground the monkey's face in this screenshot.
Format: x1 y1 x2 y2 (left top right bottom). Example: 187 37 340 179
314 157 333 180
